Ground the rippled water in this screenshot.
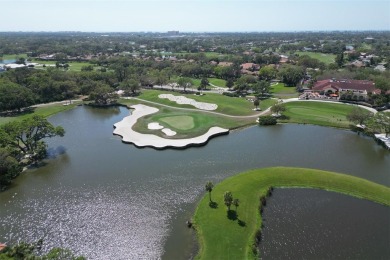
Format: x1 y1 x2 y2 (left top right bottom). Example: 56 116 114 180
259 189 390 259
0 106 389 259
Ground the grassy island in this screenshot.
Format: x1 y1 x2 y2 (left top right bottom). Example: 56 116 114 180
193 167 390 260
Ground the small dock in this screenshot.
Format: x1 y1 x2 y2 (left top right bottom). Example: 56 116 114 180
374 134 390 150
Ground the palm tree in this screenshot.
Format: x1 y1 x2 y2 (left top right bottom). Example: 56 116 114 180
205 181 214 202
224 191 233 211
233 198 240 212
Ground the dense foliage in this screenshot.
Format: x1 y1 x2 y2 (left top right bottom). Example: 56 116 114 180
0 31 388 112
0 116 64 189
0 240 85 260
258 116 277 125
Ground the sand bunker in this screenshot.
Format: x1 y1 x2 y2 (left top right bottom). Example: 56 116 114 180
148 122 164 130
148 122 177 136
113 104 228 149
158 94 218 111
161 128 176 136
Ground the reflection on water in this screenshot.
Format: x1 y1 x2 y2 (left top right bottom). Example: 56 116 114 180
259 189 390 259
0 106 389 259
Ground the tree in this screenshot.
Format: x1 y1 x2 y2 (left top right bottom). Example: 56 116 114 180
258 65 277 81
224 191 233 211
0 240 85 260
200 78 209 90
226 78 234 89
335 52 344 67
368 112 390 137
233 198 240 212
278 65 305 87
271 103 286 116
154 71 169 87
120 79 140 96
89 84 118 105
205 181 214 202
252 80 270 97
0 80 35 112
253 99 260 110
346 107 373 126
258 115 277 125
0 115 65 161
0 148 22 190
177 77 193 92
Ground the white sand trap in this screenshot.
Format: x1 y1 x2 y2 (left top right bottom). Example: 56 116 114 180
113 104 229 149
162 128 176 136
148 122 164 130
158 94 218 111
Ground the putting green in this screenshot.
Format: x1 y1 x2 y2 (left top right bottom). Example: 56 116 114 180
159 115 195 130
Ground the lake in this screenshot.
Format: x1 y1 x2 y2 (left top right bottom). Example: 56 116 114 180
0 106 389 259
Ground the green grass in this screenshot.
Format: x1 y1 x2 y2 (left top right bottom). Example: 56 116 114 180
270 83 298 98
137 89 273 116
119 98 254 138
0 53 28 60
280 101 355 128
295 51 336 65
32 60 93 71
194 167 390 260
208 78 227 88
0 102 81 126
159 115 195 130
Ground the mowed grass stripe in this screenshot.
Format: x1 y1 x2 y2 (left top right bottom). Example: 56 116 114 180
281 101 356 128
194 167 390 260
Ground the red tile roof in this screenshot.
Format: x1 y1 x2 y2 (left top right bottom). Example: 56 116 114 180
313 79 379 93
240 63 259 70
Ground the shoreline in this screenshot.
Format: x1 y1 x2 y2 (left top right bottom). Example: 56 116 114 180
113 104 229 149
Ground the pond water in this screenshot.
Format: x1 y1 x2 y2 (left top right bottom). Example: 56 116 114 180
259 189 390 259
0 106 389 259
0 59 16 65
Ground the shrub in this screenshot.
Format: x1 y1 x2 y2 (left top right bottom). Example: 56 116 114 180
222 92 240 97
258 116 277 126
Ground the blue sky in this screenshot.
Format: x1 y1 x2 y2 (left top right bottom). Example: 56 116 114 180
1 0 389 32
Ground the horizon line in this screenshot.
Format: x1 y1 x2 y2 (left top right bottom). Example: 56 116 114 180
1 30 389 33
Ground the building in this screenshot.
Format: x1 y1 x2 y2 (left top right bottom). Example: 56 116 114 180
312 79 381 101
167 31 179 35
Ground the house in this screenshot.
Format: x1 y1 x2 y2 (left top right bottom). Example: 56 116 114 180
312 79 380 101
240 63 260 71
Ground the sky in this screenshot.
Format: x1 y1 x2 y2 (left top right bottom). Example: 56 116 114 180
1 0 389 32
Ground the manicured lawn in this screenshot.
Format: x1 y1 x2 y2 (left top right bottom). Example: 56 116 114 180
280 101 355 128
137 89 272 116
120 98 254 138
270 83 298 98
295 51 336 65
0 53 28 60
32 60 93 71
194 167 390 260
0 102 81 126
159 115 195 130
208 78 227 88
170 76 201 88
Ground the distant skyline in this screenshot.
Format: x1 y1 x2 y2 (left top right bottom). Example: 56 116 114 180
1 0 389 32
